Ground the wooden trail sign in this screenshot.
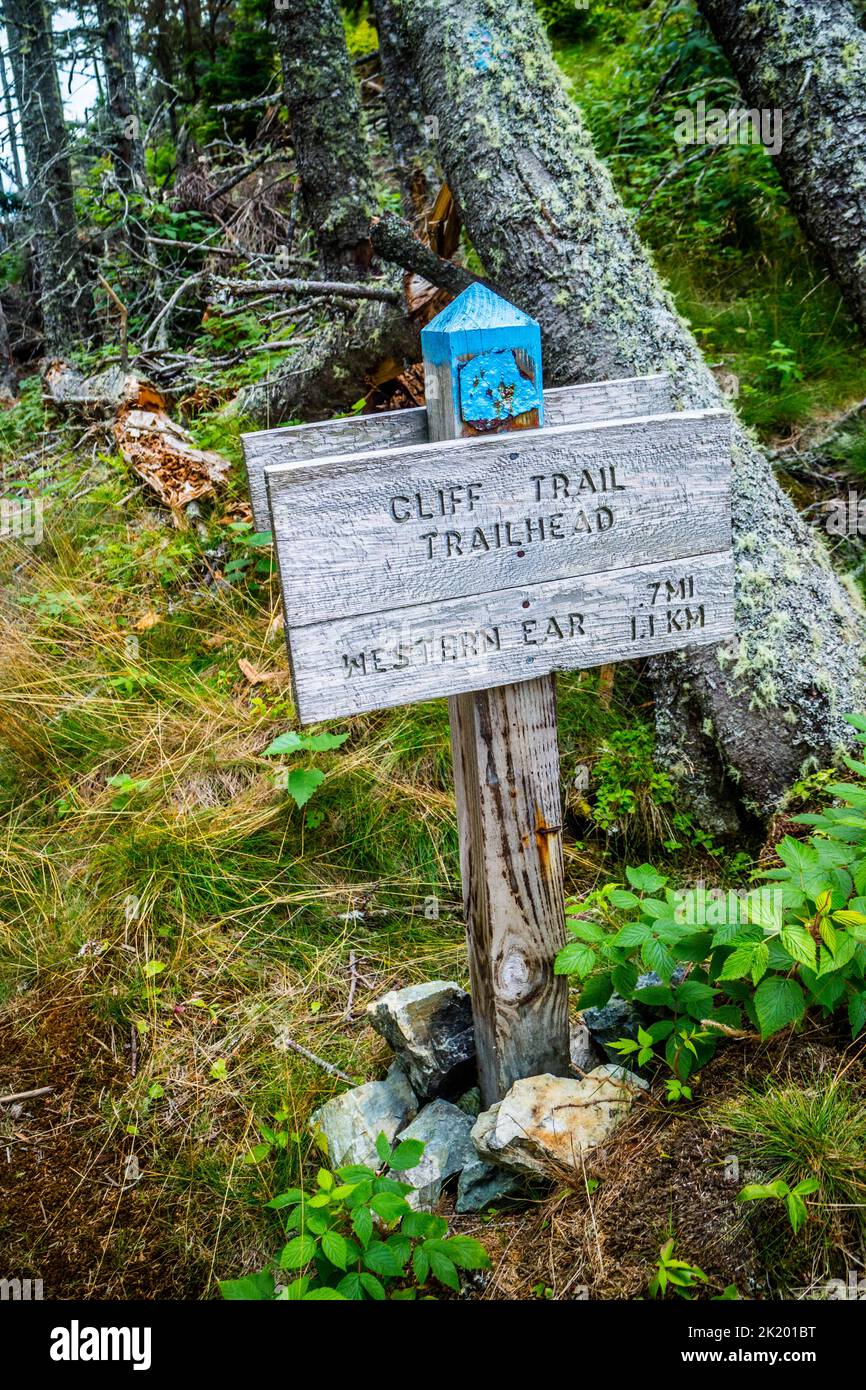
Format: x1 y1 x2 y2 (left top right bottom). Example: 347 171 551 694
243 373 679 532
245 284 734 1106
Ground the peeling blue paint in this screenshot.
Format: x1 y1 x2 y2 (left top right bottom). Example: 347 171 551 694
421 284 544 433
467 25 494 71
459 349 541 423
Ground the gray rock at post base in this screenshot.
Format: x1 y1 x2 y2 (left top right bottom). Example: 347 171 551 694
581 994 640 1062
582 969 686 1064
569 1020 605 1074
455 1155 524 1213
470 1064 646 1179
367 980 476 1101
310 1061 416 1169
396 1098 476 1210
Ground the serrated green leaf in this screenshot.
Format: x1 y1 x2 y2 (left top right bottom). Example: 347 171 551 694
575 972 613 1010
265 1188 304 1209
554 941 596 976
336 1272 364 1300
321 1230 349 1269
279 1234 317 1269
370 1191 410 1223
362 1241 405 1276
718 943 757 981
285 768 325 809
641 935 676 980
626 864 668 893
388 1138 425 1171
780 923 817 969
428 1249 459 1291
219 1271 275 1301
753 977 806 1037
609 889 641 909
359 1272 387 1301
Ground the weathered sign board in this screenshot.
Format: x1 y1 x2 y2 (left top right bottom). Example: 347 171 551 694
241 283 735 1106
263 410 733 723
243 374 679 531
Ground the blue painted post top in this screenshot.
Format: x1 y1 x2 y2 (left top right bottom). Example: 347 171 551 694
421 283 544 436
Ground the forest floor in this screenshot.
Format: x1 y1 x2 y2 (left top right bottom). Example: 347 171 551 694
3 20 866 1300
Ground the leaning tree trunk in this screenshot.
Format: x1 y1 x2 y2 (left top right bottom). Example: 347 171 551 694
2 0 93 351
696 0 866 336
96 0 146 196
400 0 865 830
273 0 376 280
371 0 439 221
240 0 419 425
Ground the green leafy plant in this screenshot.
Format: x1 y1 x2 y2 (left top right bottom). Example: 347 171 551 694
609 1022 703 1099
761 340 804 389
648 1238 708 1299
738 1177 819 1235
261 728 349 812
556 720 866 1067
220 1132 490 1300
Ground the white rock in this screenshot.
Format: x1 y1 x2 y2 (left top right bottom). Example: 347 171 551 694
471 1064 646 1178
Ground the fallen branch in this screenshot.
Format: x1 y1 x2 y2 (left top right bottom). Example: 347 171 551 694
205 149 286 205
96 273 129 371
0 1086 53 1105
277 1036 355 1083
213 275 401 304
146 236 248 258
213 91 281 113
141 272 204 350
370 211 485 296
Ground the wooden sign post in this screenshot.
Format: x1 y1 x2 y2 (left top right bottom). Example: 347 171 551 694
246 284 735 1108
422 286 571 1102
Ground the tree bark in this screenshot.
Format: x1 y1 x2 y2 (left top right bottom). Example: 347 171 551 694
371 0 439 220
96 0 146 196
0 39 23 192
0 298 17 401
696 0 866 336
400 0 866 829
2 0 93 352
273 0 376 280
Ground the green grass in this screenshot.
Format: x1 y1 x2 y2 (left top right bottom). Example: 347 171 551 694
718 1076 866 1251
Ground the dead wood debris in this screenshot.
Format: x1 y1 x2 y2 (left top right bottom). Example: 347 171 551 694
42 361 232 508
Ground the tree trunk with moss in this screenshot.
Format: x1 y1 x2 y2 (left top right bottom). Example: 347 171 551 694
371 0 439 220
240 0 420 425
400 0 865 830
3 0 93 352
96 0 146 196
696 0 866 336
273 0 376 279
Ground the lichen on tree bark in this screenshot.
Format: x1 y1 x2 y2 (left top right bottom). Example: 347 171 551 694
400 0 865 829
273 0 376 281
697 0 866 336
3 0 93 352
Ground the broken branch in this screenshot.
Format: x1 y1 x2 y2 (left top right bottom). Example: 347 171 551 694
212 275 402 304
